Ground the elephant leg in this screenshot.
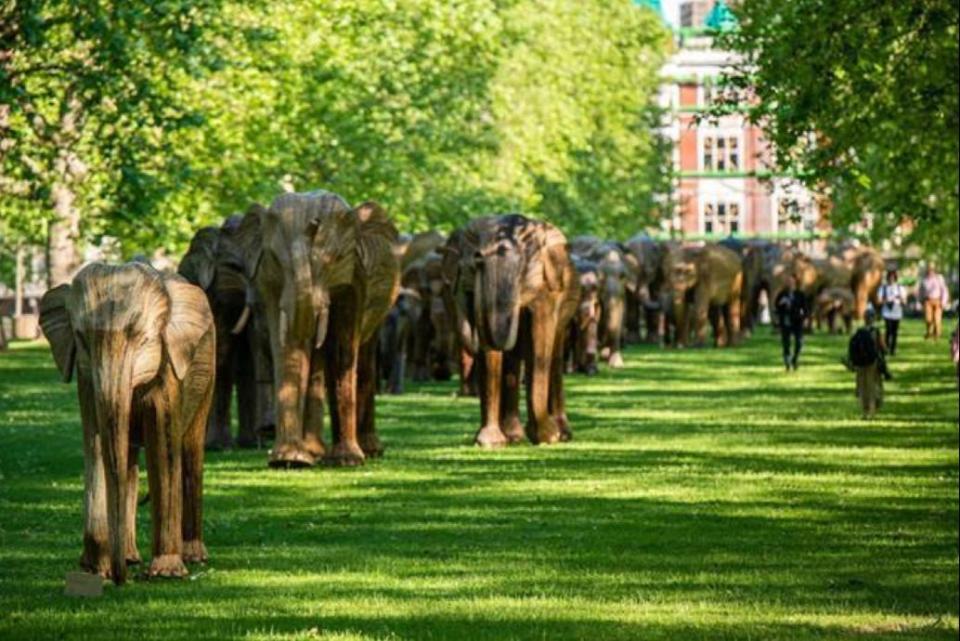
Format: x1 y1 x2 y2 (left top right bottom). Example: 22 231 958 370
77 374 111 577
124 442 141 565
270 343 314 468
474 349 507 447
302 347 327 459
357 338 383 457
206 353 234 450
182 374 212 564
459 346 477 397
144 387 188 578
550 324 572 441
388 347 407 394
692 292 710 347
606 298 625 368
324 293 364 466
525 303 560 445
235 337 259 449
500 345 524 444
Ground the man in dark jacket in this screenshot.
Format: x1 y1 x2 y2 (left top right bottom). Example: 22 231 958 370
775 275 808 371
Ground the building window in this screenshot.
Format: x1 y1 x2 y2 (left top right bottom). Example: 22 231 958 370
704 201 741 235
701 135 741 171
777 199 816 234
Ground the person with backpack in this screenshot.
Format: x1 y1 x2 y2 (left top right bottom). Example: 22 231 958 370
775 274 808 371
847 308 889 418
878 268 905 356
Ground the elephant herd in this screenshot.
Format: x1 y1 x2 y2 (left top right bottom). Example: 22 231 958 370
38 188 886 585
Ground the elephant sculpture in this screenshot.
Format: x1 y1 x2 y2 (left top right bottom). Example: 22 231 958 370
379 231 448 393
663 243 744 347
719 236 769 335
570 237 635 367
39 262 214 584
441 214 578 447
815 286 854 333
624 233 667 343
567 258 601 375
849 246 884 321
178 211 275 450
235 190 400 467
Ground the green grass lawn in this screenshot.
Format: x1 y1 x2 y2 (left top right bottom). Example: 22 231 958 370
0 319 957 641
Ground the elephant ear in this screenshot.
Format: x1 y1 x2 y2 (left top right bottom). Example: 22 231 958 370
537 224 568 292
401 230 445 272
162 276 214 380
177 227 220 290
235 203 266 281
39 284 76 383
355 200 401 341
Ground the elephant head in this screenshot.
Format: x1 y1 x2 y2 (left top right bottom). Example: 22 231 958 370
236 191 397 351
179 209 265 336
443 215 567 353
39 263 212 584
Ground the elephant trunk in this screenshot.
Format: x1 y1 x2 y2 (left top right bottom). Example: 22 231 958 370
93 360 133 585
476 259 520 352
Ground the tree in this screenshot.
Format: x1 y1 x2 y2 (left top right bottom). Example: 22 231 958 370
1 1 223 285
716 0 959 262
173 0 670 240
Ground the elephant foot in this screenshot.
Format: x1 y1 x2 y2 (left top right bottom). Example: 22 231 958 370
182 539 208 564
125 545 142 566
303 433 327 459
80 549 112 578
555 415 573 442
501 416 525 444
526 417 561 445
148 554 188 579
325 441 366 467
474 424 508 448
608 351 625 368
599 346 611 360
268 442 316 469
359 432 385 458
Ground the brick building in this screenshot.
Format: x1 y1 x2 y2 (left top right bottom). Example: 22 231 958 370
652 0 825 246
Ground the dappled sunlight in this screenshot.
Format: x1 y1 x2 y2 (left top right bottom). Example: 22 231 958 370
0 321 956 640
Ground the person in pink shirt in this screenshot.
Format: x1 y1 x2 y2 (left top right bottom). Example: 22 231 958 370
921 263 949 339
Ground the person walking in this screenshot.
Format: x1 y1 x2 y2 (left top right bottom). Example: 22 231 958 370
848 308 888 419
775 274 808 371
878 268 905 355
921 263 950 339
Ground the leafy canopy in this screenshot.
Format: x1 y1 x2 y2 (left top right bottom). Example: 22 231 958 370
716 0 959 262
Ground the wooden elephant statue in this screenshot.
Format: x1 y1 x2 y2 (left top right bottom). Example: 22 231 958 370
235 190 400 467
379 231 446 394
567 257 601 375
849 246 884 321
624 233 667 344
39 262 214 584
663 243 744 347
815 286 855 333
178 210 275 450
442 214 579 447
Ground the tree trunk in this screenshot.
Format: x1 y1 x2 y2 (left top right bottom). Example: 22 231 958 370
47 181 82 288
14 244 24 317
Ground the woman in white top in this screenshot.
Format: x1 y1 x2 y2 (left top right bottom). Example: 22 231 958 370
878 269 905 356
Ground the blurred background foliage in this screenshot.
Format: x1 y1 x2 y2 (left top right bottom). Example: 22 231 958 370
1 0 671 267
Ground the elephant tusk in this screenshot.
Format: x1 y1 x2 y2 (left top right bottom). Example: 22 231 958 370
314 307 329 349
231 304 252 335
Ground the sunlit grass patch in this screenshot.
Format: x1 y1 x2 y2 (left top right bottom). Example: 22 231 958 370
0 320 956 640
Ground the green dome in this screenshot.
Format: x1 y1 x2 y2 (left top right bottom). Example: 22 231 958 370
705 0 738 31
635 0 664 17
